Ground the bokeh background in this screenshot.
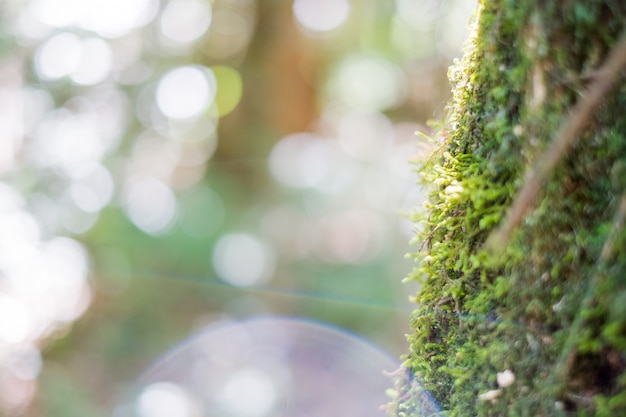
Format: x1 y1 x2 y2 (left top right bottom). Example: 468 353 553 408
0 0 476 415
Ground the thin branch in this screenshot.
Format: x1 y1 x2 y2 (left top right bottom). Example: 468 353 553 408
486 29 626 253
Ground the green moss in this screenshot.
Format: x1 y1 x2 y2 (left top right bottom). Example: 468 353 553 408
396 1 626 416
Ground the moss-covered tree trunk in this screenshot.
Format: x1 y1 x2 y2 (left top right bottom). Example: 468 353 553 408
397 1 626 416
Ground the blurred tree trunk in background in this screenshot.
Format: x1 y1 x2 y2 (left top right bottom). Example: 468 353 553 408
217 0 318 164
398 1 626 416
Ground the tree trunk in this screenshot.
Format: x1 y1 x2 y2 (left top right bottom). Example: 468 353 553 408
397 1 626 416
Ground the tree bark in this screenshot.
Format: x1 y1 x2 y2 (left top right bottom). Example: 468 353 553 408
397 1 626 416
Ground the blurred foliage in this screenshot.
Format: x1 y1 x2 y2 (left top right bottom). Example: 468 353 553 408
0 0 475 416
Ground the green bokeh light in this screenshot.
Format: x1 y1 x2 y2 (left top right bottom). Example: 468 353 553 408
211 65 243 117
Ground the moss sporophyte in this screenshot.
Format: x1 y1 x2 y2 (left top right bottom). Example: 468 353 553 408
395 1 626 416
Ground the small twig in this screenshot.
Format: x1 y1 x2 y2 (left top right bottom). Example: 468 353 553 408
486 29 626 252
418 225 440 252
565 392 595 408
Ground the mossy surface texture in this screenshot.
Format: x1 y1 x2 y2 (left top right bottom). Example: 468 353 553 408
399 1 626 416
